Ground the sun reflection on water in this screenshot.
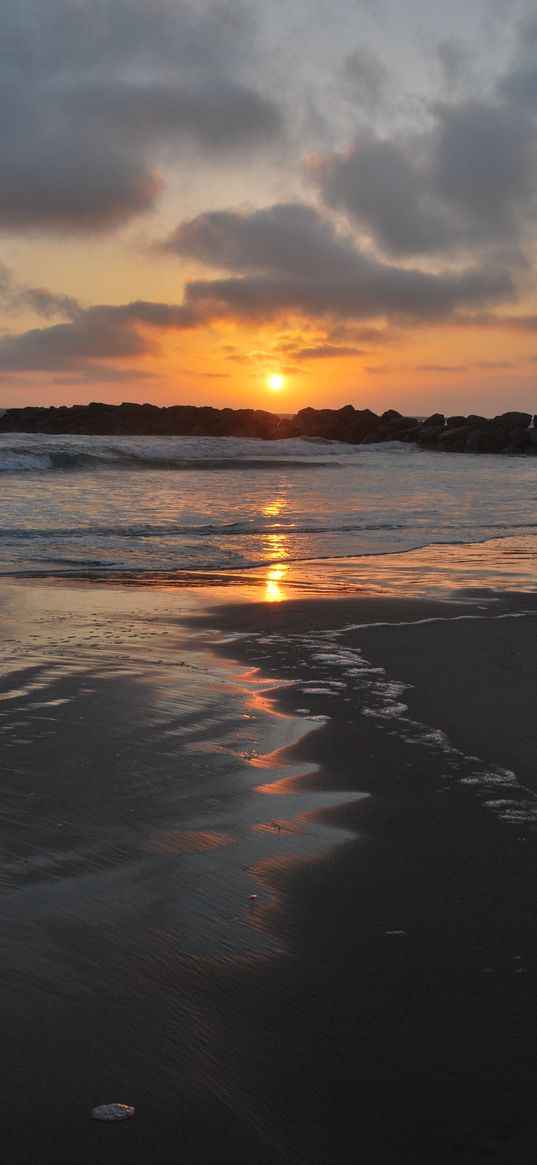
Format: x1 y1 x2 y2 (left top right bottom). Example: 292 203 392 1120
261 496 290 601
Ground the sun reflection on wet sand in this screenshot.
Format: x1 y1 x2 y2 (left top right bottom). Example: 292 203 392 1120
264 562 289 602
147 829 232 855
260 495 292 601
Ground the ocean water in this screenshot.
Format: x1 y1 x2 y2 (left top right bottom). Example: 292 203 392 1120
1 431 537 592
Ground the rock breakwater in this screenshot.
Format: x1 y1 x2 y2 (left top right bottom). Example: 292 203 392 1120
0 401 536 455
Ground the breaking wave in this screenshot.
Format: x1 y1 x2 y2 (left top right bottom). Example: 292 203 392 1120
0 434 364 474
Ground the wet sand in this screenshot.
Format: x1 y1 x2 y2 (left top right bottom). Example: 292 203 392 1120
1 581 537 1163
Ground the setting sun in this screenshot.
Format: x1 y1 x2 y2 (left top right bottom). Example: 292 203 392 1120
266 373 285 391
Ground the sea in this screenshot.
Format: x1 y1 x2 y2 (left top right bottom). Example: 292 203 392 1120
1 430 536 595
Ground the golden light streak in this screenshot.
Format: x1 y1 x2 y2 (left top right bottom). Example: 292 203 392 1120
265 563 289 603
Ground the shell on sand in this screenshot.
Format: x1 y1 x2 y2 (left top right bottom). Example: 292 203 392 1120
91 1104 135 1121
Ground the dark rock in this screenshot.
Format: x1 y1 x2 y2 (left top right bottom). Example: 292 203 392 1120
416 425 445 443
437 425 472 445
444 439 467 453
274 418 300 439
0 401 535 455
421 412 445 428
493 411 531 429
386 415 419 433
466 425 509 454
294 406 360 440
509 428 531 449
395 426 422 441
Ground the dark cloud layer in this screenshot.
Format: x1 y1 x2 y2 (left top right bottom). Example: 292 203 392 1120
0 0 281 232
499 14 537 110
310 99 537 260
166 203 361 278
309 22 537 264
167 202 514 324
342 48 390 114
0 299 193 371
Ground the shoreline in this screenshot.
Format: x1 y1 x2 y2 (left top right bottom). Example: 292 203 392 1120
1 577 537 1162
5 527 537 602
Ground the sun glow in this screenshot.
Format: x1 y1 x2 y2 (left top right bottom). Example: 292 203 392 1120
266 373 285 391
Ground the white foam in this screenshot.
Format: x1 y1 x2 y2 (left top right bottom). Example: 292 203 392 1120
363 702 409 719
461 769 517 788
298 687 335 695
246 617 537 838
484 798 537 823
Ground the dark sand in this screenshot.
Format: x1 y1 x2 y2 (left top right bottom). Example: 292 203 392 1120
2 583 537 1163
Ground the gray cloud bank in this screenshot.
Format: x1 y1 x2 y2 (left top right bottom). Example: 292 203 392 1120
308 12 537 269
166 202 514 323
0 184 525 376
157 13 537 340
310 99 536 262
0 0 281 231
0 295 193 371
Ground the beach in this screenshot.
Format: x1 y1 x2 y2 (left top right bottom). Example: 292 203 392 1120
4 0 537 1156
2 575 537 1164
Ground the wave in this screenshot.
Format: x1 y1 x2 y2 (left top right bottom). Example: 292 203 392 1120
0 519 408 540
0 432 413 473
1 516 536 543
4 531 537 582
0 448 342 473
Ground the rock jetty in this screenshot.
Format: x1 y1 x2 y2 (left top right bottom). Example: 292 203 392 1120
0 401 536 454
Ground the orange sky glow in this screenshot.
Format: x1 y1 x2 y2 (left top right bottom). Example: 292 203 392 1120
1 0 536 416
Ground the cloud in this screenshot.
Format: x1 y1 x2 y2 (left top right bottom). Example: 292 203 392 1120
0 315 148 371
0 0 282 233
166 201 515 325
1 181 524 378
164 203 360 278
0 299 195 371
291 344 365 359
77 79 280 152
52 368 164 385
0 264 84 321
453 311 537 331
475 360 515 368
499 13 537 109
436 38 477 93
341 48 390 114
415 363 469 373
308 137 453 256
432 100 536 242
309 57 537 260
14 288 82 321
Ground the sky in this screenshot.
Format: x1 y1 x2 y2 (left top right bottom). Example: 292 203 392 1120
1 0 537 415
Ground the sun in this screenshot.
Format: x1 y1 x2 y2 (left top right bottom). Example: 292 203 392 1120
266 373 285 391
